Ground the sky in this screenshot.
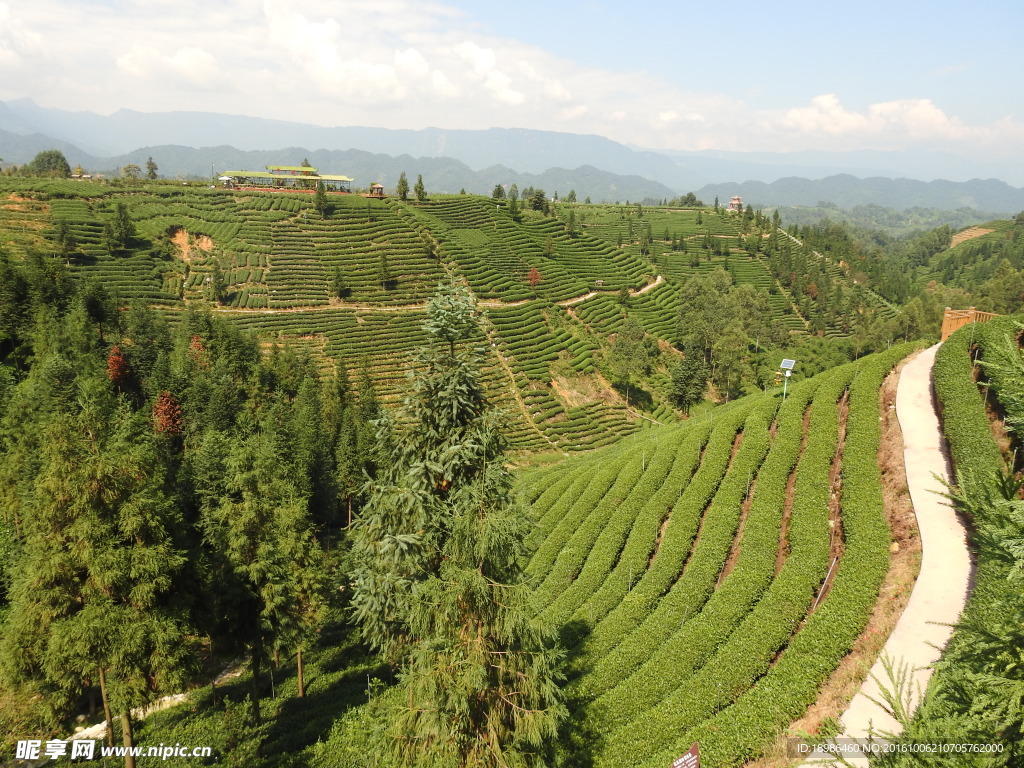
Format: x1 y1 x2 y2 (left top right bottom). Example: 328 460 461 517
1 0 1022 166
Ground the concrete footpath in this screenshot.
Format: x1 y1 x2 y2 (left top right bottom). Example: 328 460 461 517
803 344 974 765
840 343 972 734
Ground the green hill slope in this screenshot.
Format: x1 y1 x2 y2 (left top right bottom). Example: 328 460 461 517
515 342 920 766
0 178 916 452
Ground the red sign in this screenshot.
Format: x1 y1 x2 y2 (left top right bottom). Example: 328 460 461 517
672 742 700 768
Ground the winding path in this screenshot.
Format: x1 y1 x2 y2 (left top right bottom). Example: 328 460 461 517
838 343 973 743
169 274 667 316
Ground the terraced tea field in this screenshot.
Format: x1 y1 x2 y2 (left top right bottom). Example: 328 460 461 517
2 178 961 764
517 342 921 766
1 180 899 453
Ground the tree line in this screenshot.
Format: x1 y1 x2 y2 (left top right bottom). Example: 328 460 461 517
0 251 564 765
0 251 386 760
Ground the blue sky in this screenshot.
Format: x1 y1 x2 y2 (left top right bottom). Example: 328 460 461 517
460 0 1019 117
0 0 1021 168
453 0 1021 122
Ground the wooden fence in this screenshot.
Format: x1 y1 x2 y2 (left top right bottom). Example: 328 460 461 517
941 307 999 341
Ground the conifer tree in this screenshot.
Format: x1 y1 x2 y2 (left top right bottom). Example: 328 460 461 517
202 424 327 723
396 172 409 201
323 360 361 527
378 253 394 290
2 373 195 762
349 282 565 766
111 202 135 250
53 219 76 260
314 180 328 218
414 174 427 202
292 376 336 527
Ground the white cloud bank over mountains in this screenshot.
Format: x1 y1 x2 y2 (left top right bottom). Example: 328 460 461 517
0 0 1021 167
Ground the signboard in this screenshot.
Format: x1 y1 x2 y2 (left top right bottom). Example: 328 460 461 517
780 358 796 370
671 742 700 768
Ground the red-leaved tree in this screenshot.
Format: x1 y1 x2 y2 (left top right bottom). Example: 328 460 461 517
528 266 542 290
106 346 130 386
152 392 183 435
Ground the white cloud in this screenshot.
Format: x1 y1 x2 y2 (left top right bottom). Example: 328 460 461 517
117 45 222 88
0 0 1020 169
0 2 44 72
452 40 497 76
395 48 430 80
762 94 1024 152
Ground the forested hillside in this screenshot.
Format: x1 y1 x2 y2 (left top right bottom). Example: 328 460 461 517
0 246 927 764
3 169 1024 766
0 177 950 433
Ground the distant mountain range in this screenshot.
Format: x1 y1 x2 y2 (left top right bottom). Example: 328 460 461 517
698 175 1024 214
1 99 1023 212
0 130 678 203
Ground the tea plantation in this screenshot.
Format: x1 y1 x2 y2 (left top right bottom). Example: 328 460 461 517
4 181 903 458
516 342 921 766
0 179 953 765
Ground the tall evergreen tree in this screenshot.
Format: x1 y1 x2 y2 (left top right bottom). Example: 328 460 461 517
52 219 76 260
396 172 409 201
109 202 135 251
378 253 394 290
202 423 327 723
2 372 195 762
349 282 565 766
314 180 328 218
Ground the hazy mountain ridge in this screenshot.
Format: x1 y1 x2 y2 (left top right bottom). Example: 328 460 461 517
5 99 1023 188
0 130 678 202
3 99 1024 212
697 174 1024 214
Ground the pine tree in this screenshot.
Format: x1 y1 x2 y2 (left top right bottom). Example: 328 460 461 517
528 266 542 290
349 282 565 765
396 172 409 201
203 424 327 723
145 157 158 180
2 374 195 760
414 174 426 202
106 202 135 251
355 357 385 482
331 267 348 299
314 180 328 218
291 377 331 508
53 219 76 260
378 253 394 290
204 258 226 304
